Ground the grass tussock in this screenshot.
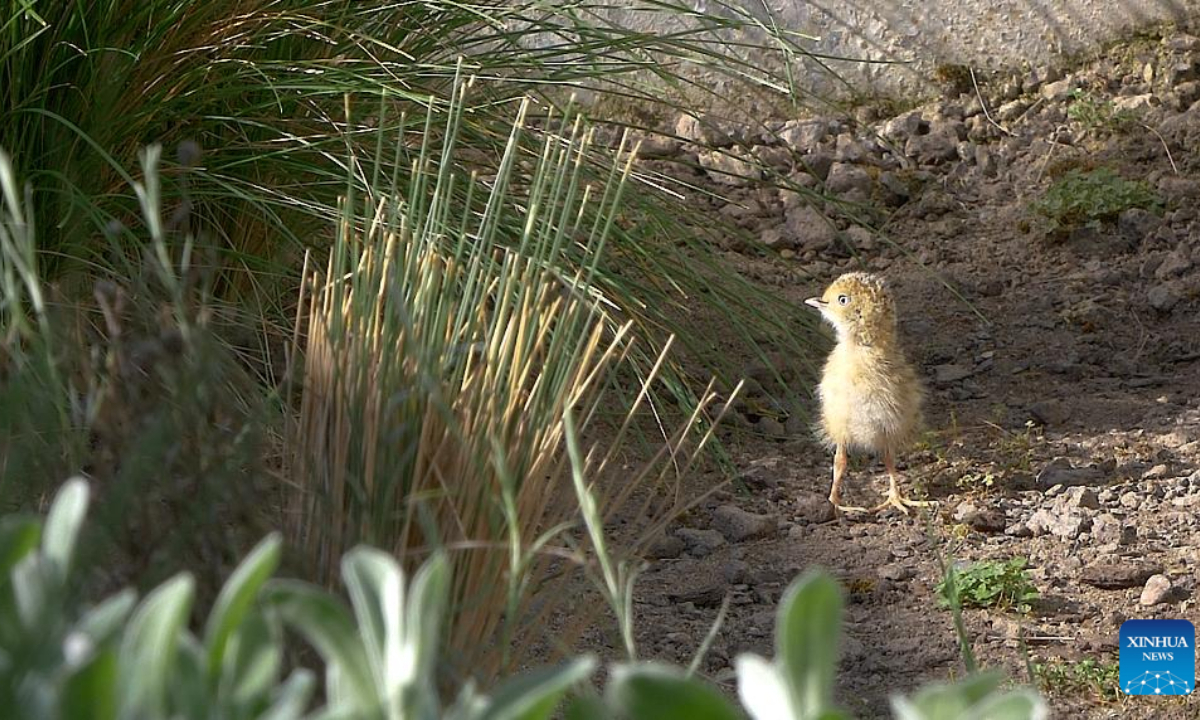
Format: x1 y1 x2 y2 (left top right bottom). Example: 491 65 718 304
287 91 736 678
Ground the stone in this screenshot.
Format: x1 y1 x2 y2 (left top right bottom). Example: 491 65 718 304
779 119 831 154
638 134 682 158
1091 513 1136 546
825 162 873 196
932 363 973 384
1155 247 1193 280
1117 208 1162 246
1027 507 1090 539
878 563 915 582
1080 562 1163 590
1061 486 1100 510
1028 400 1070 427
676 528 727 557
711 504 778 542
1166 33 1200 52
1148 283 1180 313
752 144 793 170
1042 78 1076 101
904 121 963 165
760 227 790 249
698 149 763 186
675 112 735 147
784 204 837 251
646 533 686 559
668 578 726 607
843 225 876 251
1035 457 1104 488
799 151 835 181
881 112 925 142
1113 94 1156 113
1139 574 1173 606
794 491 836 524
835 133 867 163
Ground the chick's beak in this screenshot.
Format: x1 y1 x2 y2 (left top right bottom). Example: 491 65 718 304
804 297 825 310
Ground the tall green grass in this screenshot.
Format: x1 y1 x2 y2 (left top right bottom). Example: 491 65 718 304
3 0 830 407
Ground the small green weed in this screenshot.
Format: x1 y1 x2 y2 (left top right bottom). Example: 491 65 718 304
938 557 1039 613
1034 658 1120 703
1066 89 1139 134
1030 167 1162 239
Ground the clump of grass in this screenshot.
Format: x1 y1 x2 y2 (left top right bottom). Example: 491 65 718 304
287 89 734 681
1030 167 1162 239
1066 89 1139 134
1033 658 1121 703
938 557 1039 613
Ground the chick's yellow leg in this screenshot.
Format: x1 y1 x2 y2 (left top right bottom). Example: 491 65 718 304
828 444 867 514
872 450 934 514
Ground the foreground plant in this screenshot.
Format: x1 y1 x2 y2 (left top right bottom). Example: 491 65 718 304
1 479 1049 720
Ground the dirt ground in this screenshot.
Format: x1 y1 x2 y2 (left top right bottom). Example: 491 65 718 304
617 31 1200 719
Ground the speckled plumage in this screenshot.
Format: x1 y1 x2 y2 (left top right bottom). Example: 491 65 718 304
805 272 928 514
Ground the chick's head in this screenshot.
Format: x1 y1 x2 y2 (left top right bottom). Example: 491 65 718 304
804 272 897 346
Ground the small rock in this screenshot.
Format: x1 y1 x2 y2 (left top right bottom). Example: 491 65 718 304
963 508 1008 534
1166 33 1200 52
675 113 734 147
1155 247 1193 280
878 563 915 582
1061 486 1100 510
1139 574 1173 606
638 134 682 158
799 151 835 181
646 533 686 559
721 559 750 585
1092 514 1136 546
996 98 1030 122
1027 507 1090 539
1143 464 1171 480
794 491 836 524
752 144 793 170
711 504 778 542
1148 283 1180 313
676 528 727 557
668 579 726 607
1113 94 1156 113
843 225 876 251
835 133 867 163
698 149 763 186
1118 208 1162 246
904 121 963 164
779 119 831 154
1081 562 1163 590
1042 78 1076 101
932 363 974 384
784 204 837 251
756 416 787 439
1028 400 1070 427
881 112 925 142
1035 457 1104 488
825 162 873 196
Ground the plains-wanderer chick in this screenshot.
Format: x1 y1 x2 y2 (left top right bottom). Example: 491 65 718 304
804 272 928 514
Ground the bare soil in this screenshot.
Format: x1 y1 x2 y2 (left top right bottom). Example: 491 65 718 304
620 31 1200 719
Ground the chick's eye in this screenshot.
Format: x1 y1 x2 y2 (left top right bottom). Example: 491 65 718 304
836 294 850 306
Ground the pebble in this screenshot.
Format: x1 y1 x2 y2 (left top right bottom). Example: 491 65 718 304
676 528 727 557
711 504 778 542
1140 574 1173 606
1081 562 1163 590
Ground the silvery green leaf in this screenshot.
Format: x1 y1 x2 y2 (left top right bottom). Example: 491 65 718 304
264 580 374 712
117 574 195 718
479 655 596 720
204 533 282 681
42 478 89 579
736 653 790 720
777 572 842 718
608 662 742 720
